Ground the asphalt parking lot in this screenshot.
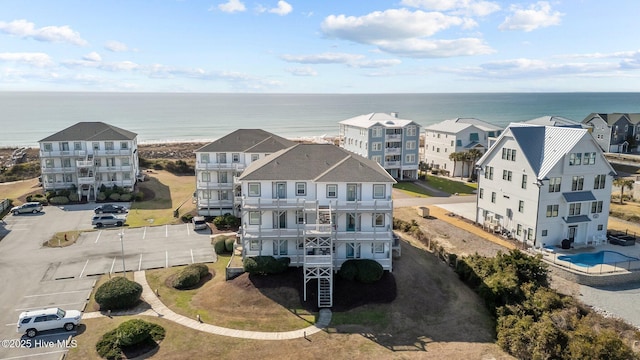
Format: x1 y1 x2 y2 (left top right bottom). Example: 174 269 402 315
0 204 216 359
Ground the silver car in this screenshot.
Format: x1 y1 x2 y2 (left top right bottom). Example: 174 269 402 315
11 202 43 215
92 214 125 228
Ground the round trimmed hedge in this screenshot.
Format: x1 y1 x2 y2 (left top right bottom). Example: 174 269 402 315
338 259 384 284
243 256 290 275
172 263 210 289
96 319 165 360
95 276 143 310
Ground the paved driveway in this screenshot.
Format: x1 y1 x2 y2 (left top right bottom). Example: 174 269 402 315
0 204 215 359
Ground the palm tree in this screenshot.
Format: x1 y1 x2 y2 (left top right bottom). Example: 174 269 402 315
466 148 484 180
613 177 634 204
449 152 465 178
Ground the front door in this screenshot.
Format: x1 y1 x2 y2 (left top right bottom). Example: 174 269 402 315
568 226 577 243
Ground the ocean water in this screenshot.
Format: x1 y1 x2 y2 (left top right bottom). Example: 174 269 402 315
2 92 640 147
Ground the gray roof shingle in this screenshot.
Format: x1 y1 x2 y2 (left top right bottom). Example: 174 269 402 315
195 129 295 153
39 122 137 142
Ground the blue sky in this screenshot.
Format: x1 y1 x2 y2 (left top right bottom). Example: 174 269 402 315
1 0 639 93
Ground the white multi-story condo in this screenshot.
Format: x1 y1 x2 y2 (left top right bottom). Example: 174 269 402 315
424 118 503 178
238 143 397 307
475 124 616 249
339 112 421 180
582 113 640 153
194 129 295 216
38 122 139 201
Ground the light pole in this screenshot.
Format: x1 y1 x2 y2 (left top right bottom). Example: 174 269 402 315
119 230 126 276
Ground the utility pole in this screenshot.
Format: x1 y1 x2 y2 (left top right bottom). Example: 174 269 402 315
120 230 126 276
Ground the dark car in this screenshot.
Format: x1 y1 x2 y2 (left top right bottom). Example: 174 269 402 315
94 204 128 214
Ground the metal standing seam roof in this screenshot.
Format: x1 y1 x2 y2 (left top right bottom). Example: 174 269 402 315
425 118 502 133
339 113 417 128
562 191 597 203
564 215 591 224
39 122 137 142
238 143 396 183
521 115 584 128
194 129 295 153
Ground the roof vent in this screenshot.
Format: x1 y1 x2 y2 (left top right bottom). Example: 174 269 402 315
390 112 398 118
386 121 394 125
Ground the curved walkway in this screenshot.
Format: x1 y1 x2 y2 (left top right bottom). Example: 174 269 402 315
84 271 332 340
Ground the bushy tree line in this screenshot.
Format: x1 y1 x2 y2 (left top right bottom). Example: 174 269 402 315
243 256 290 275
455 250 640 360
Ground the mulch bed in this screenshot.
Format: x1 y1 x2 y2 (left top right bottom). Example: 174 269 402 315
230 267 396 312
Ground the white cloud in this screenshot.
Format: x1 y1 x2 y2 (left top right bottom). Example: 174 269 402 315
83 52 102 62
499 1 563 32
0 52 54 67
280 52 364 64
378 38 494 58
444 58 620 79
400 0 500 17
218 0 246 13
0 19 87 46
105 40 129 52
354 59 402 68
269 1 292 16
285 67 317 76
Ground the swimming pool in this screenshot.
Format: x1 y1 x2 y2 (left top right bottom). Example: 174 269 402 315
557 251 640 267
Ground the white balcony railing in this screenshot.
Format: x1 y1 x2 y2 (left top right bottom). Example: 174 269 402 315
76 160 94 167
96 166 133 172
40 150 86 157
385 134 402 140
94 149 132 156
302 199 393 212
197 199 234 207
242 228 301 239
195 162 245 171
384 161 400 167
242 198 306 210
384 147 402 155
304 255 333 266
196 181 234 190
41 167 76 174
335 230 393 241
77 177 96 185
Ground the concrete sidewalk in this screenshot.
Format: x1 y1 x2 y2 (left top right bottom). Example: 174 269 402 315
84 271 332 340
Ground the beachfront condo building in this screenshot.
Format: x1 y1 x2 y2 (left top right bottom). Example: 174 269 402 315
475 124 615 249
338 113 421 180
238 143 398 308
194 129 295 216
424 118 503 178
38 122 139 201
582 113 640 153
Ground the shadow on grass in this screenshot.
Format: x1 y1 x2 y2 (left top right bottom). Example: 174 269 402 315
133 177 172 210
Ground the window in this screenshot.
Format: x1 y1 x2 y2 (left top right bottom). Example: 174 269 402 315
250 239 261 251
200 153 210 163
521 174 527 189
217 153 227 163
372 142 382 151
594 174 606 189
549 177 561 192
346 213 360 231
598 224 603 231
569 153 582 166
273 182 287 199
542 230 548 236
373 184 385 199
105 142 114 150
373 213 385 227
470 133 479 141
485 166 494 180
372 127 383 137
406 141 416 150
74 142 82 150
527 228 533 241
569 203 581 216
251 154 259 162
347 183 359 201
92 142 100 150
218 190 229 200
296 210 305 224
346 243 361 259
201 172 210 182
372 243 384 253
296 182 306 196
479 188 484 199
405 154 416 163
120 142 128 150
218 172 228 183
249 211 261 225
106 157 116 167
327 184 337 198
248 183 260 196
517 224 522 236
546 205 559 217
406 126 417 136
450 140 454 146
591 201 603 213
60 142 69 151
584 152 596 165
43 143 53 151
273 240 288 256
518 200 524 213
273 211 286 229
502 170 512 181
491 192 496 203
64 173 73 182
232 153 240 163
123 173 131 180
571 176 584 191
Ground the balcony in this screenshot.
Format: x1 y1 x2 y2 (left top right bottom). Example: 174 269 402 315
385 134 402 141
40 150 86 157
304 224 333 235
97 165 132 172
242 198 306 210
76 160 94 167
78 176 96 185
335 230 393 241
197 199 234 208
41 167 76 174
384 147 402 155
195 162 244 171
94 149 132 156
242 228 301 239
100 180 134 187
304 254 333 266
384 161 401 168
196 181 234 190
303 199 393 212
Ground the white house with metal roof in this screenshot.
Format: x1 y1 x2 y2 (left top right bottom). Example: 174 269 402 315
519 115 584 128
38 122 139 201
475 124 615 249
424 118 503 177
194 129 295 216
339 112 421 180
238 143 397 308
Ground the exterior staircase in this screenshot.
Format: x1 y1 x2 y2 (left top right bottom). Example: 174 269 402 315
318 277 332 308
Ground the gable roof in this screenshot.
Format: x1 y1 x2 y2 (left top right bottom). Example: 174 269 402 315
478 124 615 179
582 113 640 126
239 144 396 183
339 113 418 129
39 122 137 142
521 116 584 128
426 118 502 133
195 129 295 153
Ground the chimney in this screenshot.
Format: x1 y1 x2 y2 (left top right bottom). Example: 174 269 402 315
390 112 398 118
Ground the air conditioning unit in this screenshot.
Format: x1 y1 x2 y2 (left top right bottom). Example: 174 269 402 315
593 213 599 219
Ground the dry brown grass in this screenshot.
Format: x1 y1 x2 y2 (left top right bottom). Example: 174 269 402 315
0 177 39 204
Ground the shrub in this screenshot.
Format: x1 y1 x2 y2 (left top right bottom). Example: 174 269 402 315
224 214 240 227
97 192 107 201
134 191 144 201
213 235 233 254
339 259 384 283
96 319 165 360
181 213 193 223
225 237 235 252
94 276 143 310
243 256 290 275
120 193 132 201
153 163 164 170
108 193 121 201
68 193 79 202
172 263 209 289
213 215 227 229
49 196 69 205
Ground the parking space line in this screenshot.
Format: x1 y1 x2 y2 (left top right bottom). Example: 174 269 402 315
24 289 90 298
166 251 169 268
191 249 194 263
138 254 143 271
186 223 190 236
15 302 85 311
95 230 102 244
165 225 168 237
109 257 116 274
143 226 147 240
79 259 89 278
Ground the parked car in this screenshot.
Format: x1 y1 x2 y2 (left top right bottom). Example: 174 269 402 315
11 202 43 215
17 307 81 338
192 216 208 230
94 204 127 214
92 214 125 228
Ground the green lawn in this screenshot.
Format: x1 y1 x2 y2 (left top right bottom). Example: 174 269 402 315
425 175 477 195
393 182 431 197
